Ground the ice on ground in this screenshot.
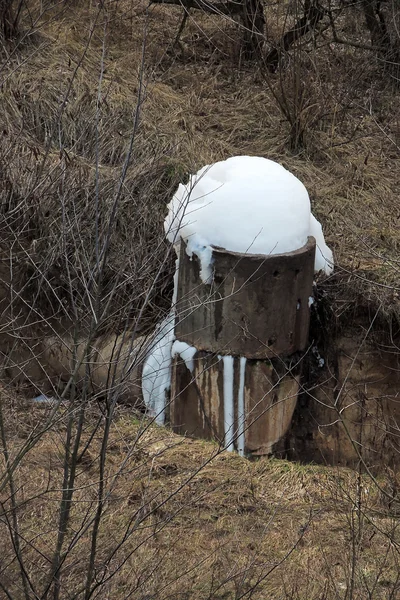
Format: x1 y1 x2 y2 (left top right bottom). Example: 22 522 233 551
171 340 197 374
164 155 333 282
142 313 175 425
32 394 56 404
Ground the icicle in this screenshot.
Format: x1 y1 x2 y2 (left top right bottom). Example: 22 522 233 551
185 237 214 285
221 355 235 452
171 340 197 373
141 314 175 425
237 357 246 457
172 254 180 307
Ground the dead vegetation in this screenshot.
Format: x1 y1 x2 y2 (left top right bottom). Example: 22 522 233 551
1 392 400 599
0 0 399 334
0 2 400 598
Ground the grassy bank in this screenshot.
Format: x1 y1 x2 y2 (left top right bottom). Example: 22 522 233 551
1 391 399 599
0 0 399 332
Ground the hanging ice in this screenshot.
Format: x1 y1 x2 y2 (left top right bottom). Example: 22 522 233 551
237 357 247 457
309 213 333 275
220 355 235 452
141 314 175 425
171 340 197 374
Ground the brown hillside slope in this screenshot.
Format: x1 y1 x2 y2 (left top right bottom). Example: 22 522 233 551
0 0 399 332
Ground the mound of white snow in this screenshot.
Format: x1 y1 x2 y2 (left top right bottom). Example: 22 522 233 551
164 156 333 281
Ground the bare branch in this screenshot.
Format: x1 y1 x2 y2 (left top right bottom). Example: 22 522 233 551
150 0 243 17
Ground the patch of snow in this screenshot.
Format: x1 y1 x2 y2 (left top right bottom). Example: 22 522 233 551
32 394 56 404
171 340 197 373
164 156 333 284
185 238 214 285
142 314 175 425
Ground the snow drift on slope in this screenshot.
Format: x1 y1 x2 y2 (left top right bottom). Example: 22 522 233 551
164 155 333 281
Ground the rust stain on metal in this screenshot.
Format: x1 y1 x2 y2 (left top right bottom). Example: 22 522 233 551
170 352 301 457
170 352 225 444
244 360 300 455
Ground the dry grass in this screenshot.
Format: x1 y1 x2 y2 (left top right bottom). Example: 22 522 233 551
0 0 399 335
1 4 399 598
1 391 400 599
